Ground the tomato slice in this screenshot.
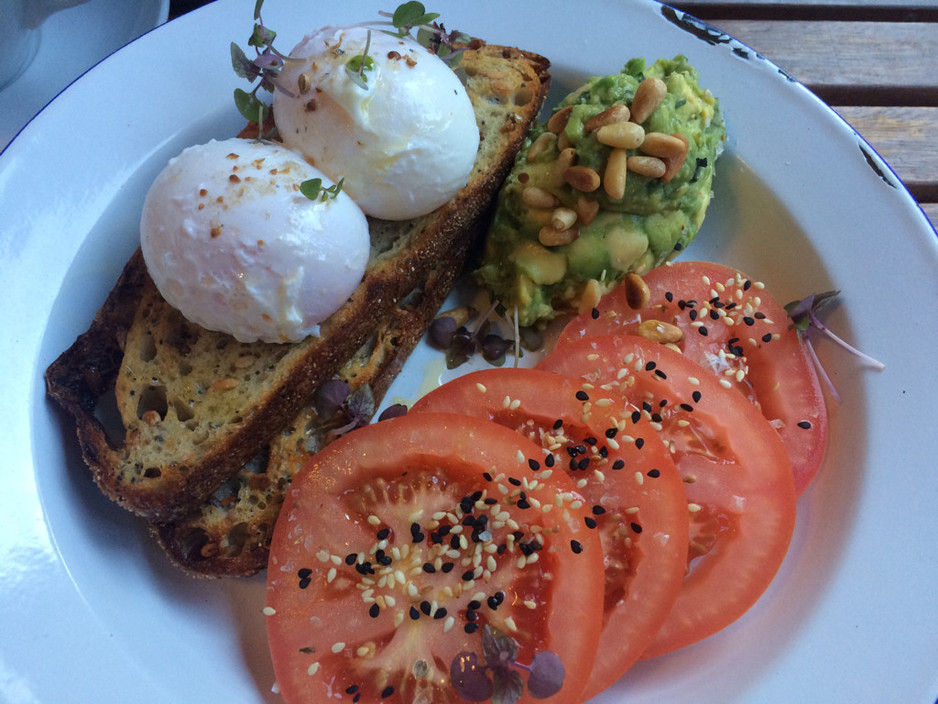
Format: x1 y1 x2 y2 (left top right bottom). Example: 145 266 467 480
556 261 828 496
265 412 604 704
538 334 796 657
410 368 689 697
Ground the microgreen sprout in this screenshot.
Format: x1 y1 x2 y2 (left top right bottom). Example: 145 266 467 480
785 290 885 402
299 177 345 203
450 626 564 703
313 380 377 439
230 0 294 130
428 302 514 369
345 30 376 89
380 1 472 67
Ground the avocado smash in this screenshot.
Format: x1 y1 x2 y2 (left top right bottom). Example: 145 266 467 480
476 56 726 327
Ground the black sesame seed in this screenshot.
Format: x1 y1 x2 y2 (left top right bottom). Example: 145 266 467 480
605 427 618 438
743 279 752 291
420 600 432 616
553 419 563 430
434 607 448 620
612 459 625 470
797 420 813 429
645 361 657 371
631 410 642 424
692 390 702 403
576 390 590 401
298 577 311 589
689 309 698 322
345 553 358 565
570 540 583 554
709 308 720 320
353 694 360 703
648 468 661 478
410 606 420 620
698 326 709 336
635 437 645 449
468 600 481 610
346 685 359 694
585 436 597 445
422 563 435 574
665 291 674 302
755 311 766 319
483 472 493 481
369 603 380 618
381 685 395 698
743 316 755 326
762 333 773 343
680 403 694 412
584 516 597 529
654 369 668 379
591 307 600 319
577 457 590 471
528 458 540 471
376 528 391 540
592 505 606 515
465 622 479 634
630 522 643 533
508 476 522 486
441 562 455 573
544 454 555 467
298 568 312 578
462 570 475 581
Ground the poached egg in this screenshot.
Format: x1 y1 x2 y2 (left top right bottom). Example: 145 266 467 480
140 137 370 343
273 25 480 221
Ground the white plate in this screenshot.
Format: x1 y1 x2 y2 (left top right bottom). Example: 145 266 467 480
2 1 937 702
0 0 170 151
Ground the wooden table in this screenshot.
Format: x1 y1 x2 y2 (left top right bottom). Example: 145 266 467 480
169 0 937 231
666 0 938 231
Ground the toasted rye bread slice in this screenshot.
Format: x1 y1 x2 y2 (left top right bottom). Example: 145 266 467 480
45 43 551 524
152 251 462 577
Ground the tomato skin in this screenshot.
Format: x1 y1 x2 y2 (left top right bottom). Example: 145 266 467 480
265 412 604 704
538 334 797 658
411 368 689 697
557 260 828 496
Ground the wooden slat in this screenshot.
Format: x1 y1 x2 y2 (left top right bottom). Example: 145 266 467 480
708 20 938 102
832 106 938 200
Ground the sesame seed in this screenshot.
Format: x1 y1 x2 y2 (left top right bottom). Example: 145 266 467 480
262 606 276 616
331 642 345 653
307 662 320 676
367 515 381 526
688 503 702 513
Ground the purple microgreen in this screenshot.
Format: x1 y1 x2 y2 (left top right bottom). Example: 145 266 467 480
451 652 494 701
314 379 351 418
428 315 460 349
525 651 565 699
379 2 472 68
451 626 565 704
377 403 408 422
785 290 885 403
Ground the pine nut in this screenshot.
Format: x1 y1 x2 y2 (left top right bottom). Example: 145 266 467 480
526 132 556 162
577 279 604 315
539 225 579 247
575 196 600 226
595 122 645 150
640 132 687 158
627 155 667 179
630 77 667 124
551 207 578 231
556 130 572 152
297 72 312 95
661 133 690 183
603 148 628 200
564 166 601 192
547 105 574 134
521 186 559 209
636 319 684 344
624 272 650 309
585 103 630 132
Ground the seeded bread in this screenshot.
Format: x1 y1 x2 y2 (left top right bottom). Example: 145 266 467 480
152 254 459 577
46 42 551 526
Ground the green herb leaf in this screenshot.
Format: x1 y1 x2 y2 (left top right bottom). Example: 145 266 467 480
233 88 269 125
393 2 439 30
299 178 323 201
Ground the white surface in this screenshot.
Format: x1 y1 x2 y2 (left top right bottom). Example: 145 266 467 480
1 1 937 703
0 0 169 151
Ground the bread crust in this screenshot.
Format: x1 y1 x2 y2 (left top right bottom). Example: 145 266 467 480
46 43 551 530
